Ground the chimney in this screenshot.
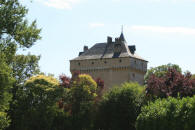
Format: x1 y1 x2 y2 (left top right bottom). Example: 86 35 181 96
83 46 88 52
107 36 112 44
128 45 136 54
115 38 119 42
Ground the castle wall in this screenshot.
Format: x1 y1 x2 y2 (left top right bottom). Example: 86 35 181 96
70 57 147 91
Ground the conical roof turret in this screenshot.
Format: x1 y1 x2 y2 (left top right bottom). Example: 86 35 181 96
119 32 125 42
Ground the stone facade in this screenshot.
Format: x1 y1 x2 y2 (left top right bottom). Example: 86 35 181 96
70 32 148 91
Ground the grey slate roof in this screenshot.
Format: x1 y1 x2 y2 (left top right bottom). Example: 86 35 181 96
71 33 147 62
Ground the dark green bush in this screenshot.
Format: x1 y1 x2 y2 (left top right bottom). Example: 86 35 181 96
136 96 195 130
94 82 145 130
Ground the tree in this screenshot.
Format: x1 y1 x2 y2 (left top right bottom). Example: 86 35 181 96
146 68 195 98
0 0 41 83
0 57 14 130
58 73 103 130
11 54 40 85
0 0 41 48
136 96 195 130
94 82 145 130
9 75 65 130
0 1 41 129
144 63 182 84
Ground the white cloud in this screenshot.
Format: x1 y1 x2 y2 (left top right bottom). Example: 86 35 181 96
36 0 81 9
130 25 195 36
89 23 105 28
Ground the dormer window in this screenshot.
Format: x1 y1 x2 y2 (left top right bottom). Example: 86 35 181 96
114 44 122 53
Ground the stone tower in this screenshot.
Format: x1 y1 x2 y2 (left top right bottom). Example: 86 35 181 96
70 32 148 91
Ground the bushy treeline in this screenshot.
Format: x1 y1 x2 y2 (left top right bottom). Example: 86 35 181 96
136 64 195 130
136 96 195 130
6 72 145 130
6 66 195 130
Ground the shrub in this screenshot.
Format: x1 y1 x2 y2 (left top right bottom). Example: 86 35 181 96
94 82 145 130
136 96 195 130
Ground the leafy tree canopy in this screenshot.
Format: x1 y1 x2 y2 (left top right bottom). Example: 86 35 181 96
0 0 41 49
12 54 40 85
95 82 145 130
136 96 195 130
0 1 41 129
0 58 14 130
58 73 102 130
146 68 195 98
0 0 41 84
144 63 182 84
9 75 64 130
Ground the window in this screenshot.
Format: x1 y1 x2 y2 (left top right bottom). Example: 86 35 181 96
119 59 122 63
78 62 80 66
92 62 94 65
104 61 107 64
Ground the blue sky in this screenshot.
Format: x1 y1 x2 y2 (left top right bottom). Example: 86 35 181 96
19 0 195 77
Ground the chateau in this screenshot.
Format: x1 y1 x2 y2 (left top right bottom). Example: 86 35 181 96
70 32 148 90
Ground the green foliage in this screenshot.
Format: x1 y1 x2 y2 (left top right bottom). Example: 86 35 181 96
25 74 59 87
192 74 195 79
9 75 65 130
144 63 182 84
50 110 72 130
136 96 195 130
95 82 145 130
11 54 40 85
0 41 16 64
0 60 13 112
71 74 97 98
0 59 13 130
0 0 41 86
69 74 97 130
7 54 41 130
0 0 41 48
146 68 195 99
57 74 98 130
0 112 10 130
0 1 42 129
